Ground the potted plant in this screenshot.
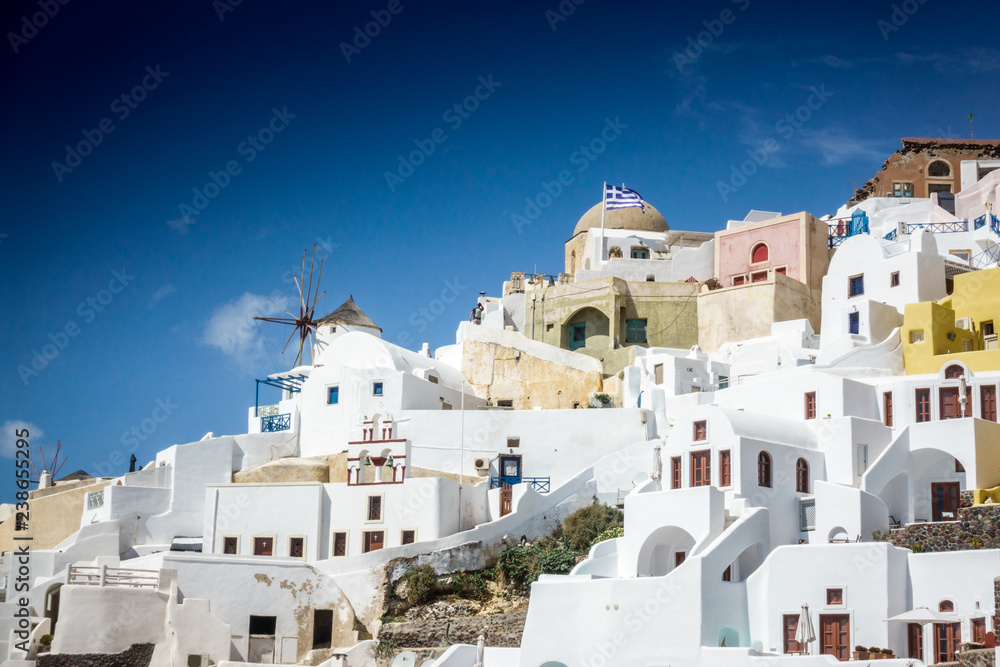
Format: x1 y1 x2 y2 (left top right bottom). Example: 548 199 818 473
852 646 870 660
608 246 622 258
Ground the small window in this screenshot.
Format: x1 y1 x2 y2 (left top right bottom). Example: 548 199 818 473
804 392 817 420
893 182 914 197
674 551 686 566
428 375 438 384
328 386 339 404
249 615 277 635
939 600 954 613
950 249 971 263
848 274 864 297
758 452 772 487
751 271 767 283
944 364 964 379
630 247 649 259
546 323 554 331
884 392 894 427
983 321 995 336
928 160 952 178
910 330 924 343
890 271 900 287
367 495 383 522
496 400 513 408
799 498 816 531
332 531 347 557
796 458 809 493
253 536 273 557
751 243 769 264
849 312 860 335
625 319 648 344
732 275 745 286
671 456 682 490
719 450 731 487
507 436 520 448
916 388 931 423
223 536 239 555
775 267 786 276
401 529 416 545
827 588 843 605
372 382 384 396
569 322 586 350
693 420 707 441
288 536 305 559
784 614 803 654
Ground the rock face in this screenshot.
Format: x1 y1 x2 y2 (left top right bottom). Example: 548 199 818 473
886 503 1000 552
380 611 527 649
234 456 330 484
39 643 155 667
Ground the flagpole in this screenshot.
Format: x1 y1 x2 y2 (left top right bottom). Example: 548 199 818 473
601 181 607 262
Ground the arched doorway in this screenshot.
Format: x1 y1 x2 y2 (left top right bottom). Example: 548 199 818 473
562 307 610 352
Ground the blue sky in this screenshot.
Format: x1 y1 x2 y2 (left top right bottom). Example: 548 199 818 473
1 0 998 497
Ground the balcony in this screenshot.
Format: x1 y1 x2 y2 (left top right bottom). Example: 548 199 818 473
490 475 551 493
260 413 291 432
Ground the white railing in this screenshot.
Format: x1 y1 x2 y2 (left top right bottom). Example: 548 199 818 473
68 565 160 589
257 403 280 417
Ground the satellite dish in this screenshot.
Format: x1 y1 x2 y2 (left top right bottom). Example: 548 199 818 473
391 651 417 667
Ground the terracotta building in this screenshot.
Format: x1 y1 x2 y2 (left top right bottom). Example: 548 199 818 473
852 137 1000 203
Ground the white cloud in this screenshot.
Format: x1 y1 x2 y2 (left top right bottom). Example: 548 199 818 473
200 292 291 368
796 128 890 166
148 283 176 307
166 216 195 234
1 420 41 458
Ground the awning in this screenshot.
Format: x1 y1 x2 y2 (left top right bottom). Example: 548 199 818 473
169 536 203 552
886 608 953 624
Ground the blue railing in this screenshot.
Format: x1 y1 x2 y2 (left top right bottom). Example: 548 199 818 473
828 210 869 248
489 476 551 493
884 229 898 242
972 244 1000 269
905 221 969 234
261 413 291 432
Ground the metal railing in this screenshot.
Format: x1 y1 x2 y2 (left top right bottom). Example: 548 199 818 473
905 221 969 234
489 475 551 493
828 211 869 248
68 565 160 589
261 413 291 432
972 244 1000 269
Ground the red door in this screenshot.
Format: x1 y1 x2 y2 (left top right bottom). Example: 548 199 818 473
820 615 850 661
932 482 960 521
935 622 960 663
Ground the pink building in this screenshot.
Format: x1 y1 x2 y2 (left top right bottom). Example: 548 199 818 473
715 211 830 289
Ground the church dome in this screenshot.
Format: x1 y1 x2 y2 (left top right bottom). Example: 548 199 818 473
571 201 669 237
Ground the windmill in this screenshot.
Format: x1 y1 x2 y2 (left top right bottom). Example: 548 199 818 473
255 245 327 366
29 440 67 485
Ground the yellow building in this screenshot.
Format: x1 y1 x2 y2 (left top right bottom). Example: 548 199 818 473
901 267 1000 374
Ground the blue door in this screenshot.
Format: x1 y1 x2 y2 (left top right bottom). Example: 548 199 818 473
848 312 860 335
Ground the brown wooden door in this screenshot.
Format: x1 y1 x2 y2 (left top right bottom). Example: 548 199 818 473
363 531 384 553
907 623 923 660
932 482 960 521
982 385 997 421
253 537 273 556
500 483 513 517
935 622 960 663
784 615 803 654
940 388 959 419
674 551 686 567
820 615 850 661
690 450 711 487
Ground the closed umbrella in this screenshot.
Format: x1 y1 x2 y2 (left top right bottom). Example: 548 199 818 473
652 444 662 489
475 634 485 667
795 604 816 653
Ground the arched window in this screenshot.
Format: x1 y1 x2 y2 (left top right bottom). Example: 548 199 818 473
928 160 952 178
758 452 772 487
751 243 769 264
945 364 964 379
939 600 954 612
796 458 809 493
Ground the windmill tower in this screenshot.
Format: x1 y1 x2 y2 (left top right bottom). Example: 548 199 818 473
255 245 327 367
30 440 67 489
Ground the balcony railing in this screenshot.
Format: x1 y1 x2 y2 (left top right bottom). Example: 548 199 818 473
68 565 160 589
489 476 551 493
261 413 291 432
257 403 280 417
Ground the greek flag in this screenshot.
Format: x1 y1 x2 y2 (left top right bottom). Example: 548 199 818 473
605 184 646 212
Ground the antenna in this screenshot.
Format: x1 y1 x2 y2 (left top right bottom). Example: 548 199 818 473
254 245 327 366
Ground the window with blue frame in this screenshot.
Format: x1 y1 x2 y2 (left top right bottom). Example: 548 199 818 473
569 322 586 350
328 386 339 404
372 382 383 396
848 312 860 335
848 274 864 297
625 318 648 344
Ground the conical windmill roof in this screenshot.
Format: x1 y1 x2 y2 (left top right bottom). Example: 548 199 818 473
317 295 382 332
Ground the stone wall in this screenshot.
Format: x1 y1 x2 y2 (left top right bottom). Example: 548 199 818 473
959 647 996 667
380 611 527 649
39 643 155 667
886 504 1000 552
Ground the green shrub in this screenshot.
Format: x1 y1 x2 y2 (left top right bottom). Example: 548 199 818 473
909 543 925 554
400 564 438 605
591 526 624 547
536 546 576 575
871 530 886 542
497 545 537 589
39 634 53 646
562 503 624 551
449 569 492 602
369 636 400 660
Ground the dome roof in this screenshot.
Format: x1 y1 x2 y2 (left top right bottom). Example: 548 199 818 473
572 201 669 237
